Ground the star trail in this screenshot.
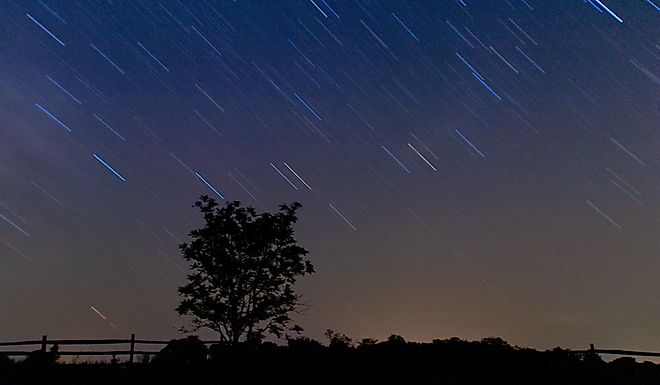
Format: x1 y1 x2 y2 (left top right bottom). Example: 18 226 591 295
0 0 658 352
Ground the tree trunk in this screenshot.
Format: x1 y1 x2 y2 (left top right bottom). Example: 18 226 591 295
232 329 241 345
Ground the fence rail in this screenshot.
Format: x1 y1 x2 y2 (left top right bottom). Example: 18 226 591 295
574 344 660 358
1 336 659 362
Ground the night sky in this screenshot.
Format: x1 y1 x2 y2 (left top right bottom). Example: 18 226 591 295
0 0 659 352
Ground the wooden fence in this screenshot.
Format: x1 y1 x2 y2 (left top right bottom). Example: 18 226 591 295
1 337 659 363
0 334 219 363
575 343 660 358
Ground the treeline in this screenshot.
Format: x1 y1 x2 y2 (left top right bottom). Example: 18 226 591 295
2 333 659 385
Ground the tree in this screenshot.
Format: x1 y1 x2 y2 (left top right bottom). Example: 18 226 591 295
177 195 315 344
325 329 353 350
386 334 406 345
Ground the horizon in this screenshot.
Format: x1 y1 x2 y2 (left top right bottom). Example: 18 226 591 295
2 333 658 367
1 0 659 354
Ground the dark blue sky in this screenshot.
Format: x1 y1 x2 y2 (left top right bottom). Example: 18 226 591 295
0 0 658 351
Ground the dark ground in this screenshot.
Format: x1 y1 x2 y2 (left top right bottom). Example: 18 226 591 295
2 336 659 385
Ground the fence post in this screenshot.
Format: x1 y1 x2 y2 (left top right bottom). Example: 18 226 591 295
41 335 47 352
129 333 135 364
590 343 595 352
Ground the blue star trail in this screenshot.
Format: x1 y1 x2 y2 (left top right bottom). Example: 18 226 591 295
93 154 126 182
26 12 65 46
194 171 225 200
35 102 72 132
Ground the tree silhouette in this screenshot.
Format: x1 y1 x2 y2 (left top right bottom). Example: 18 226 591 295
325 329 353 350
177 196 315 344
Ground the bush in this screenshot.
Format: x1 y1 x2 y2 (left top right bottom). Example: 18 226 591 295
153 336 208 367
358 338 378 347
23 344 59 367
0 353 12 367
287 336 324 352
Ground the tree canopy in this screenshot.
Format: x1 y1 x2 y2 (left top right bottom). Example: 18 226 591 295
177 196 314 344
